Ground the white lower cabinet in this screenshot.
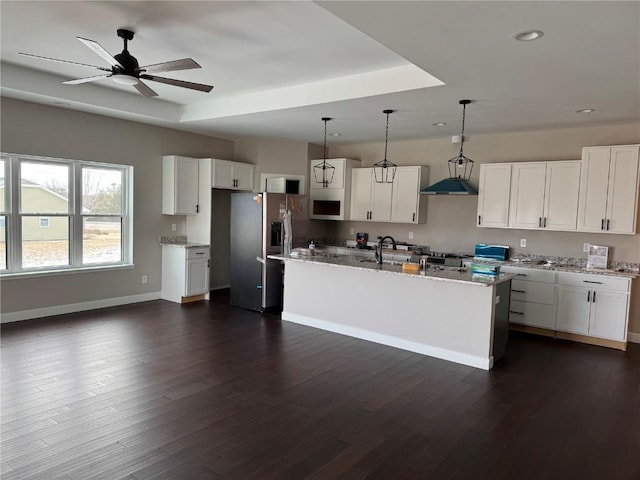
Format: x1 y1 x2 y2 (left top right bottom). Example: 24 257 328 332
556 272 630 342
161 245 210 303
502 267 556 329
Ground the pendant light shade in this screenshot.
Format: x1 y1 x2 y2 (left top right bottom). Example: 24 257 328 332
421 99 478 195
313 117 335 188
373 109 397 183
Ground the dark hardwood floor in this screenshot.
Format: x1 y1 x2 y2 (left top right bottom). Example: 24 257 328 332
2 295 639 480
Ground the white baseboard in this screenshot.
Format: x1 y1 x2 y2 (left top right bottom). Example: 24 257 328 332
628 332 640 344
282 311 492 371
0 292 162 323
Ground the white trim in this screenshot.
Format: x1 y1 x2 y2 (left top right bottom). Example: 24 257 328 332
282 311 492 370
0 291 161 323
628 332 640 344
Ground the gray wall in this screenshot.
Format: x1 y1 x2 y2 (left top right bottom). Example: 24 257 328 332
1 97 233 313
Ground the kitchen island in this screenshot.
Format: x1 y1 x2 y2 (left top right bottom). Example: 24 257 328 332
269 253 514 370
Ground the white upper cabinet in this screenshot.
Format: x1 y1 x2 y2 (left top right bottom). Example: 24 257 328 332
508 161 581 230
211 159 255 191
577 145 640 234
477 163 512 228
162 155 199 215
309 158 360 220
350 168 392 222
391 166 428 224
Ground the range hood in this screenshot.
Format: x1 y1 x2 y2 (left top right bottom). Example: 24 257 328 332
421 177 478 195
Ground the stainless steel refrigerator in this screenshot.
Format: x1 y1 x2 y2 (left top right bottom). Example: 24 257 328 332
229 192 309 312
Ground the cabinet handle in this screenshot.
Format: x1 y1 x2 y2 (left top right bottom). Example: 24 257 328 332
516 273 528 277
606 219 610 231
478 215 481 225
543 217 547 228
512 289 526 293
509 311 524 315
583 280 603 284
207 259 211 268
196 204 199 213
593 291 596 303
194 252 205 255
587 291 591 302
538 217 542 228
412 212 416 222
601 219 605 230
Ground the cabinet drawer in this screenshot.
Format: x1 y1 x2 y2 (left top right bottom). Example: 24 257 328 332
556 272 630 292
510 280 555 304
509 301 555 329
186 247 210 259
501 266 556 283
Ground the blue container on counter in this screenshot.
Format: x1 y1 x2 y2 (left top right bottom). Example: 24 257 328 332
474 244 509 261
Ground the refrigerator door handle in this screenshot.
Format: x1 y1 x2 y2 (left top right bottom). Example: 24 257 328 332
256 256 265 264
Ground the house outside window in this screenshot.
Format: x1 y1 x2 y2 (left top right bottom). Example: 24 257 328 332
0 153 133 274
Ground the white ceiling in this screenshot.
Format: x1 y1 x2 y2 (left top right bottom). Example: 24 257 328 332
1 1 638 145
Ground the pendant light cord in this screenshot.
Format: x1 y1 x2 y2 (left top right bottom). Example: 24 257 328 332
323 118 328 163
384 111 390 162
459 101 466 157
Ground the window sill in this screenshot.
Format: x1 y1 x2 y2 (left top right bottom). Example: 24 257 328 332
0 263 135 280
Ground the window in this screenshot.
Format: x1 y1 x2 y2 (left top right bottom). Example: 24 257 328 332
0 153 133 274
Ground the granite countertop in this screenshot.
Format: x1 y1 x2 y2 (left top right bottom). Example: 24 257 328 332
159 235 209 248
268 253 514 287
471 257 638 279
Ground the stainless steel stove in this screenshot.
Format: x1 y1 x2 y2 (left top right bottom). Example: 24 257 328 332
423 252 472 267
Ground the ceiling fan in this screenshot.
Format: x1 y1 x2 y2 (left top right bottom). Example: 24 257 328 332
18 28 213 97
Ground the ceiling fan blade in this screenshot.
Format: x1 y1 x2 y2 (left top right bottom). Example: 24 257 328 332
139 58 201 73
134 80 158 97
18 52 111 71
63 73 113 85
140 74 213 92
77 37 123 68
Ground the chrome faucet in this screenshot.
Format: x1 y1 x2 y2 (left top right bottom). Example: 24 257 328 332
375 235 397 264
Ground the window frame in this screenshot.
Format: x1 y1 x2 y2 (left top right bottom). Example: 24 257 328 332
1 153 133 275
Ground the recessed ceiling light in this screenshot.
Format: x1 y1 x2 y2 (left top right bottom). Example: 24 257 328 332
576 108 595 114
53 101 71 106
513 30 544 41
432 122 446 127
330 133 341 137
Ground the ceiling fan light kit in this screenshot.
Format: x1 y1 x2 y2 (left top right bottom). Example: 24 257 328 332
19 28 213 98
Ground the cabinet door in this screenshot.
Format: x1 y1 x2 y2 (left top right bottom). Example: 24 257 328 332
370 179 392 222
310 159 344 189
544 161 581 230
350 169 373 220
391 166 420 223
186 258 209 296
589 290 628 341
212 160 234 189
477 164 511 227
234 164 255 191
577 147 611 232
605 146 639 234
508 163 546 229
175 157 199 215
556 285 590 335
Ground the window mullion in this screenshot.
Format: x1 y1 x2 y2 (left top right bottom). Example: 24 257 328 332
9 156 22 270
72 164 83 266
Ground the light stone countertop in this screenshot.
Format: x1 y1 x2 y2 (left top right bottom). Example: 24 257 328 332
470 257 638 279
268 253 514 287
160 242 210 248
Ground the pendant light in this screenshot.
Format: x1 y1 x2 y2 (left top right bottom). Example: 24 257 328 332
421 99 478 195
313 117 335 188
373 109 397 183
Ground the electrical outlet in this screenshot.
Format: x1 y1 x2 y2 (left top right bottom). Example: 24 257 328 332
408 232 414 240
141 275 148 284
349 227 355 235
583 243 590 252
171 223 177 232
520 239 527 247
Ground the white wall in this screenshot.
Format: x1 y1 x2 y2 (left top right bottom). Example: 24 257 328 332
0 97 234 316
